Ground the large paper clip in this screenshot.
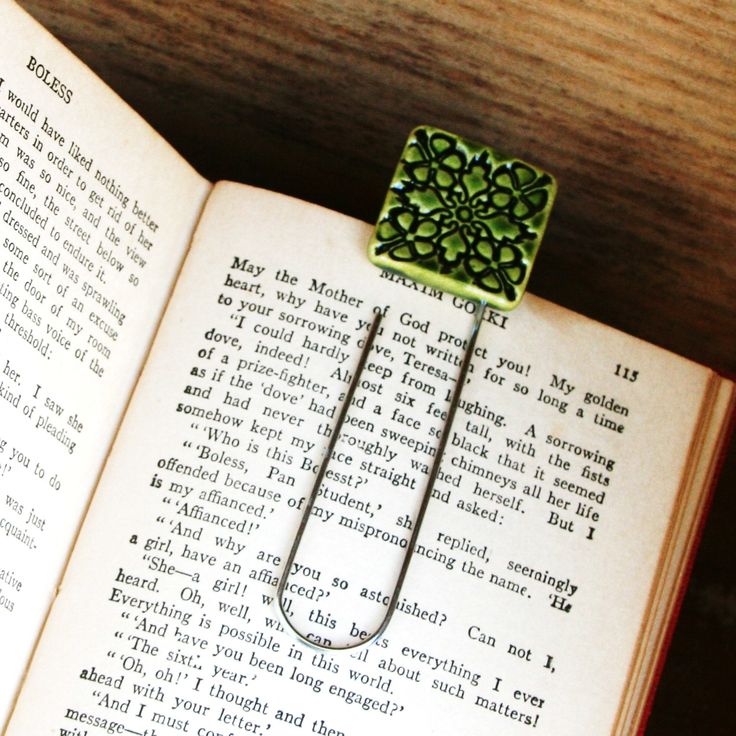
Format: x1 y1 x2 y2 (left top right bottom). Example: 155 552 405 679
277 126 556 650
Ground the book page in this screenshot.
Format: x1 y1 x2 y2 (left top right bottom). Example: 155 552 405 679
6 183 717 735
0 0 210 721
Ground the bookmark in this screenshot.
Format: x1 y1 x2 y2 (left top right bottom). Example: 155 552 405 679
277 125 556 650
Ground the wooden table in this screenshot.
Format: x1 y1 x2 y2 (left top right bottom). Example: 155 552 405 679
17 1 735 732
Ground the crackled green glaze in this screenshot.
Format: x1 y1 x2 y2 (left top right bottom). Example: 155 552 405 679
368 126 556 309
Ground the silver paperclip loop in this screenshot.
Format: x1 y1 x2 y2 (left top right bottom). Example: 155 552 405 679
276 300 486 651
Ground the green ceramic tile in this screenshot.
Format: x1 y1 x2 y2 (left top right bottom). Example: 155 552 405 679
368 126 556 310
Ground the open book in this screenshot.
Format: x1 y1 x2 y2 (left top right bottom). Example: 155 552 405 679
1 3 733 734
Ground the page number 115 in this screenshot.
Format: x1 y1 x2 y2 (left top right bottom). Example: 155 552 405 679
614 364 639 382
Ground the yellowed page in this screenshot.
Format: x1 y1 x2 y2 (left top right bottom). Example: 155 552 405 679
5 183 720 735
615 376 734 735
0 0 210 722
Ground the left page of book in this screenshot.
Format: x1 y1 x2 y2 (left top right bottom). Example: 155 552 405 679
0 1 211 721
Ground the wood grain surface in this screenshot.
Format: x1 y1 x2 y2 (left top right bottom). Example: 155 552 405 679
14 1 736 733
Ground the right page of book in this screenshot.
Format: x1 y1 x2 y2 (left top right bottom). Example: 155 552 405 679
6 182 728 735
